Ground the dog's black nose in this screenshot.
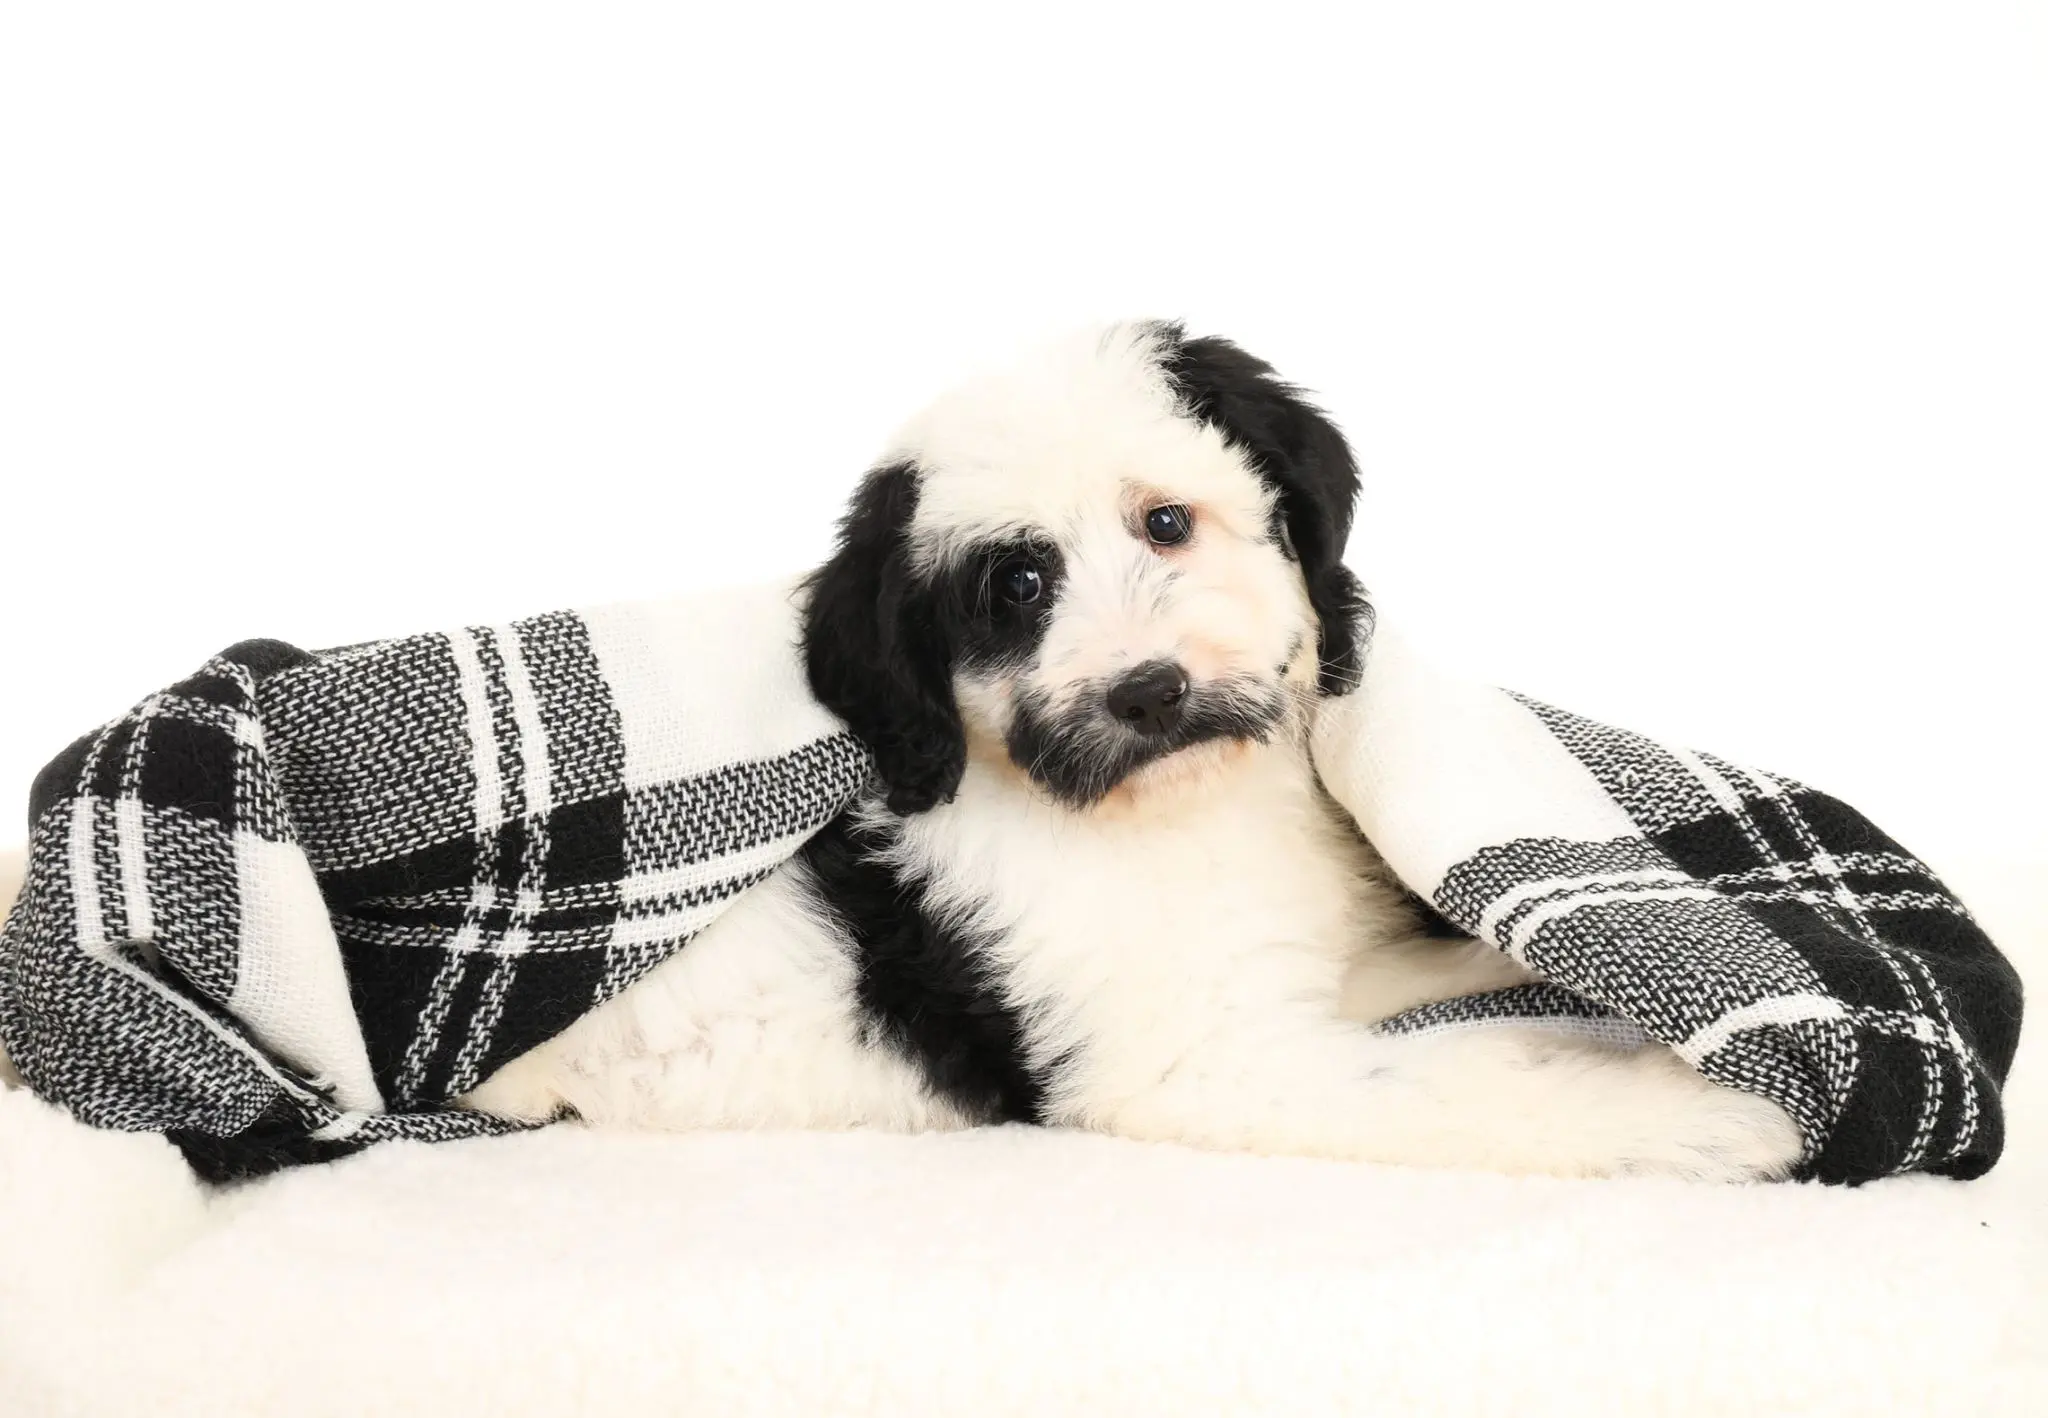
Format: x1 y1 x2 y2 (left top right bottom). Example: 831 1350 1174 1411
1106 661 1188 737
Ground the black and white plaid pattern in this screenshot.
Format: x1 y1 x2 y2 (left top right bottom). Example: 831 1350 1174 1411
0 588 870 1179
1372 694 2024 1183
0 599 2024 1184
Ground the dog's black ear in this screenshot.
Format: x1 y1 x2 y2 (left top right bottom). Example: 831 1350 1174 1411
803 462 966 815
1153 324 1371 693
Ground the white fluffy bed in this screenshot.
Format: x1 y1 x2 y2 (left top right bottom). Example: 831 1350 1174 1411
1 852 2040 1417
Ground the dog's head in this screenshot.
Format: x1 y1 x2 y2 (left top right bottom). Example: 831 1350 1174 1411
804 321 1367 815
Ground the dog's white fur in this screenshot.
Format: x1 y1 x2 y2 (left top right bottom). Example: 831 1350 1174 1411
468 327 1802 1181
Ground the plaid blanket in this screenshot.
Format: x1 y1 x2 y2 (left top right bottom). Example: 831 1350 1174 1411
0 591 2023 1183
0 583 868 1179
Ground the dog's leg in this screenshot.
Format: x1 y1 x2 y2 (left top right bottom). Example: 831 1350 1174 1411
465 869 966 1135
1085 1013 1804 1181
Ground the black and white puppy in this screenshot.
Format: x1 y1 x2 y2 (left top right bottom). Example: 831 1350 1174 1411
470 322 1801 1180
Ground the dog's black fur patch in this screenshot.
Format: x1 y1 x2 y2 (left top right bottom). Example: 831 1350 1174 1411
1151 324 1372 694
944 535 1067 673
802 463 968 816
798 813 1046 1123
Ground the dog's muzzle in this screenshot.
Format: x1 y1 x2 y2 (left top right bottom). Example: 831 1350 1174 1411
1007 665 1285 809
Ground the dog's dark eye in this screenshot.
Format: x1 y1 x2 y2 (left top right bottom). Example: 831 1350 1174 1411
999 562 1043 605
1145 504 1193 546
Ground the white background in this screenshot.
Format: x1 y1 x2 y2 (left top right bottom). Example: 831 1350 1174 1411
1 3 2042 869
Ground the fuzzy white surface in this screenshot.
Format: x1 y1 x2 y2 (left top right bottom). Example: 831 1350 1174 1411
1 859 2041 1417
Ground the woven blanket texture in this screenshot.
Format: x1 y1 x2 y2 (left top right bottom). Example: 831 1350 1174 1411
0 585 2023 1183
